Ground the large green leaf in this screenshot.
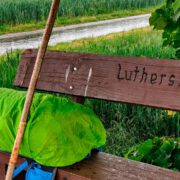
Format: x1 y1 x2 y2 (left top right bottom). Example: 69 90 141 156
150 0 180 58
124 137 179 171
138 139 153 157
159 140 176 154
154 152 172 168
173 0 180 12
173 151 180 170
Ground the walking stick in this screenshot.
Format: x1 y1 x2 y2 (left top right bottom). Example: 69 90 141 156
5 0 61 179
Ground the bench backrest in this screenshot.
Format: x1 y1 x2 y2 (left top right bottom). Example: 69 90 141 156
14 49 180 111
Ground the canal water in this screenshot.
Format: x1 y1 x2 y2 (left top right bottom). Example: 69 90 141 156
0 14 150 55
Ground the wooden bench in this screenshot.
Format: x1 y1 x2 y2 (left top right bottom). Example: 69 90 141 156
0 49 180 179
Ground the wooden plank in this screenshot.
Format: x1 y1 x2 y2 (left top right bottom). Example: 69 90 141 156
0 151 25 165
60 152 180 180
0 152 179 180
0 151 26 180
0 163 5 180
14 49 180 111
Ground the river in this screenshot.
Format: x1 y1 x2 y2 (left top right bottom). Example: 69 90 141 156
0 14 150 55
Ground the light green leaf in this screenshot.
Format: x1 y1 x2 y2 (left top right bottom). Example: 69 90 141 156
173 0 180 12
138 139 153 157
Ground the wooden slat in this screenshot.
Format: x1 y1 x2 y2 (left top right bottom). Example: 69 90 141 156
0 151 26 180
0 151 25 165
0 163 5 180
14 49 180 111
0 151 179 180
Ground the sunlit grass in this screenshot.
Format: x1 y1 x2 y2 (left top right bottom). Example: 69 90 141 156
0 7 157 35
0 51 21 88
0 0 163 25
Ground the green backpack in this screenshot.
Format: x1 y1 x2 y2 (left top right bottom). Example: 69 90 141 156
0 88 106 167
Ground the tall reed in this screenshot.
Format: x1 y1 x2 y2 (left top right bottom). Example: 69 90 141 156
0 0 163 25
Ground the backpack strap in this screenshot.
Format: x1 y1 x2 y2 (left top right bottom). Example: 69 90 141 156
26 163 57 180
13 160 57 180
13 161 29 178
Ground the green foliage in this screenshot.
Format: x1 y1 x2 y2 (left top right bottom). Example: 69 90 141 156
0 51 21 88
124 137 180 171
0 0 163 25
150 0 180 58
1 29 179 157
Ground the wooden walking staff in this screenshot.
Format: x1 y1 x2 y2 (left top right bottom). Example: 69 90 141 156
5 0 61 179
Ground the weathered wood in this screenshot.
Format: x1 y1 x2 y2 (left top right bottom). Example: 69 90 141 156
0 151 26 180
0 151 25 165
14 49 180 111
60 152 180 180
0 163 5 180
0 152 179 180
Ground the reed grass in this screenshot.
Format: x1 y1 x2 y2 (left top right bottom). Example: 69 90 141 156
0 51 21 88
0 0 163 25
0 7 157 35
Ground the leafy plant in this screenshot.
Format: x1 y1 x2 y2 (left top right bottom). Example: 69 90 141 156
150 0 180 58
124 137 180 171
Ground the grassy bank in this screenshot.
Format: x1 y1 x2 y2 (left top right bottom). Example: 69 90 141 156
0 0 163 25
0 0 163 35
49 28 175 59
0 51 21 88
0 7 155 35
0 28 179 155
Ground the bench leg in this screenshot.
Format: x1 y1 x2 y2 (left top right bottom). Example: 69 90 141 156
0 163 6 179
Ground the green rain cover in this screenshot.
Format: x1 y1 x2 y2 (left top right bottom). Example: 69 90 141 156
0 88 106 167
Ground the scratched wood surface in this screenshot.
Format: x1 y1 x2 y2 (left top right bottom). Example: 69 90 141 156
14 49 180 111
0 151 26 180
0 152 179 180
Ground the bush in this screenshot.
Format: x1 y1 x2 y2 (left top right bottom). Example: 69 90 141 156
150 0 180 58
124 137 180 171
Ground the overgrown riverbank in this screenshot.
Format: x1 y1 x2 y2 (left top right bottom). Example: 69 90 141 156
0 0 163 35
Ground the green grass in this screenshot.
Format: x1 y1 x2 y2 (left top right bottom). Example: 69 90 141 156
0 51 21 88
0 0 163 25
49 28 175 59
0 28 179 155
0 7 157 35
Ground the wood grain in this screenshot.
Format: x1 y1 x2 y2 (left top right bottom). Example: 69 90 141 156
14 49 180 111
0 151 26 180
0 163 5 180
0 152 179 180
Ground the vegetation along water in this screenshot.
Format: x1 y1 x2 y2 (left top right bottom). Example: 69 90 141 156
0 0 164 36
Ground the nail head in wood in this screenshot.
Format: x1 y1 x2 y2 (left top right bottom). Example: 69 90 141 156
73 67 77 71
69 86 73 90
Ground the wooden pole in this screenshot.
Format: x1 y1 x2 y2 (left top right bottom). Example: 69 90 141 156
5 0 61 179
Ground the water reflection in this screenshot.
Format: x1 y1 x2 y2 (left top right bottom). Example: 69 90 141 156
0 14 150 55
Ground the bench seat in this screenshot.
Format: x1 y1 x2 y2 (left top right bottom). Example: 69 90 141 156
0 151 180 180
